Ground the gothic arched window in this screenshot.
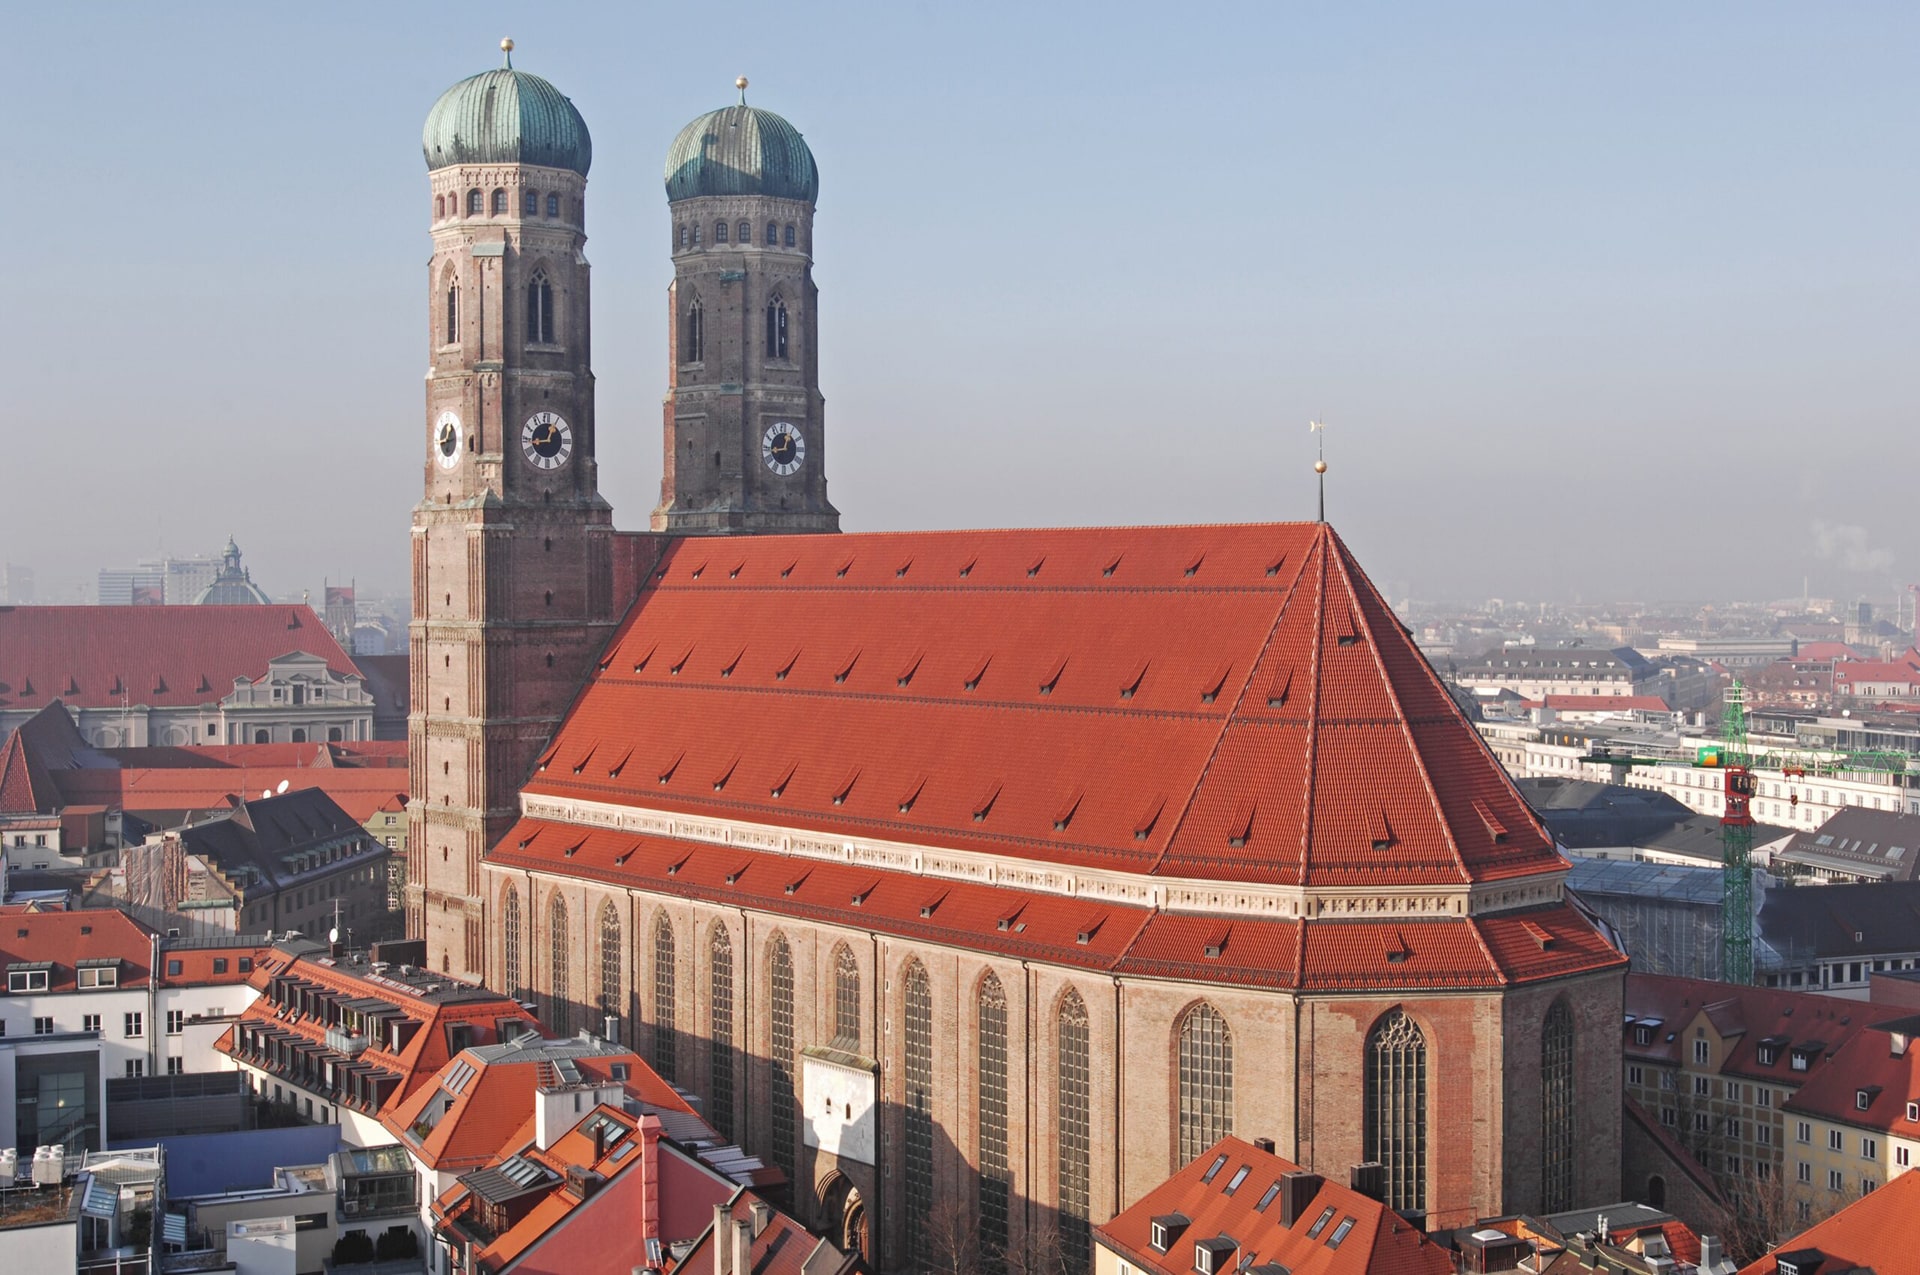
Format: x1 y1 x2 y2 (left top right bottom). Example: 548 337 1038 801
435 195 444 219
783 223 796 247
523 189 539 216
978 973 1011 1268
1177 1001 1233 1165
765 296 788 361
467 188 482 216
903 961 934 1265
691 222 701 246
682 298 704 364
491 188 508 215
710 924 735 1140
678 224 689 248
767 934 797 1178
547 893 570 1035
444 281 459 345
546 193 560 218
766 221 778 246
714 220 728 243
1542 1000 1575 1211
526 269 555 345
502 885 523 999
651 913 677 1079
598 902 621 1024
1057 989 1092 1271
1365 1009 1428 1214
831 943 859 1049
737 221 751 244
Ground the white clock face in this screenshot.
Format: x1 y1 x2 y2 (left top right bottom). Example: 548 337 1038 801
762 421 804 476
433 411 462 470
521 411 574 470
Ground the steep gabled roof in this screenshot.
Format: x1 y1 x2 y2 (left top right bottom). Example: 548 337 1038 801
1734 1164 1920 1274
0 605 358 711
520 524 1562 890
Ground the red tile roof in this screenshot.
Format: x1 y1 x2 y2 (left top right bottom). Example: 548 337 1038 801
1527 695 1675 713
0 605 358 710
0 730 50 814
55 766 409 824
1778 1018 1920 1135
1096 1135 1451 1275
680 1190 858 1275
522 524 1564 890
0 908 154 991
1624 974 1871 1080
1734 1165 1920 1274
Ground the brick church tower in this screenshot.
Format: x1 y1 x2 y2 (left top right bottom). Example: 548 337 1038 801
408 42 618 979
653 82 840 534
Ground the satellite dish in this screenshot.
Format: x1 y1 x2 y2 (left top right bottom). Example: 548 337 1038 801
329 928 340 944
261 789 272 799
276 780 290 794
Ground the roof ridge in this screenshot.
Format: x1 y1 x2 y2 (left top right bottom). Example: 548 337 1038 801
1298 528 1329 883
1327 531 1469 884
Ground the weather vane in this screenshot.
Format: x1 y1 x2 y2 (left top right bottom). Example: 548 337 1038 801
1309 419 1328 523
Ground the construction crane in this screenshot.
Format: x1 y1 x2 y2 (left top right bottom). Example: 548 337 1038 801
1582 681 1759 984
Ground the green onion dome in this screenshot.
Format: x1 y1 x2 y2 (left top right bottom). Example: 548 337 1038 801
664 101 817 204
423 42 591 176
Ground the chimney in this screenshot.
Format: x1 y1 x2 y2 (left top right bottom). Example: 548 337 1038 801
1276 1171 1323 1227
594 1121 608 1161
1698 1237 1726 1273
1252 1137 1276 1154
733 1218 753 1275
750 1200 773 1238
1349 1161 1385 1202
713 1205 733 1275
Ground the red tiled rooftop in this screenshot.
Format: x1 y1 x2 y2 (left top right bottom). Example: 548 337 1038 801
0 908 154 991
55 766 408 824
522 524 1565 891
0 605 358 711
1735 1166 1920 1275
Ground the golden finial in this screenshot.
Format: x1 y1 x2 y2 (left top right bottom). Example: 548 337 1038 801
737 75 749 104
1309 420 1329 522
501 37 515 68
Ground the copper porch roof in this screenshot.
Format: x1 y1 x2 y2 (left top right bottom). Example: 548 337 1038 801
518 523 1565 891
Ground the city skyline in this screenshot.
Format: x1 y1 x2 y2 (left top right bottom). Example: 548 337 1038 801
1 3 1913 602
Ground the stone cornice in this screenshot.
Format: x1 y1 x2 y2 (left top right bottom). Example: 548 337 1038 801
516 792 1565 920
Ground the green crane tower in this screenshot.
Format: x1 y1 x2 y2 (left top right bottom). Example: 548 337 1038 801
1719 681 1757 985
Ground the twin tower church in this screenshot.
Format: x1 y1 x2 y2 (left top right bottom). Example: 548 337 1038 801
408 43 1626 1267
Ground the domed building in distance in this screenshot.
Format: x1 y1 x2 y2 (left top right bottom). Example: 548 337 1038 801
405 45 1626 1273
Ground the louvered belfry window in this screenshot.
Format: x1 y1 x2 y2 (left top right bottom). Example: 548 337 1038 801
652 914 678 1079
1177 1002 1233 1165
831 944 860 1050
903 961 934 1264
767 934 797 1178
1542 1000 1575 1210
501 886 523 999
710 924 736 1140
1366 1009 1428 1213
1058 989 1093 1272
978 973 1011 1269
547 893 570 1036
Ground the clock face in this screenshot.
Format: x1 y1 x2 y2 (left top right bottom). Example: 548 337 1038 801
762 421 805 476
521 411 574 470
434 411 462 470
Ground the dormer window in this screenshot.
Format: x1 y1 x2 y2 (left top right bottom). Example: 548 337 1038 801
1194 1238 1236 1275
1149 1215 1190 1254
1634 1026 1653 1046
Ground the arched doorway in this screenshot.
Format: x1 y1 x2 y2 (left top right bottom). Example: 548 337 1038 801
818 1174 868 1262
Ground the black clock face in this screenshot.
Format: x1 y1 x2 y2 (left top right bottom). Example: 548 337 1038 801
521 412 574 470
770 433 797 466
762 421 805 476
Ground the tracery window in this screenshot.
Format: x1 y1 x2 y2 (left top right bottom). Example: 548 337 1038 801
1542 1000 1575 1211
710 924 736 1140
652 914 678 1079
903 961 934 1265
467 188 482 215
714 220 728 243
491 188 508 214
1058 989 1092 1272
598 902 621 1024
768 934 797 1178
444 281 459 345
547 893 570 1035
831 944 859 1049
765 296 788 360
1365 1009 1428 1214
978 973 1011 1269
682 298 704 364
502 885 523 999
527 268 555 344
1177 1001 1233 1165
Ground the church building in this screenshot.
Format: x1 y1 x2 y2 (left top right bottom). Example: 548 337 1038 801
406 44 1626 1271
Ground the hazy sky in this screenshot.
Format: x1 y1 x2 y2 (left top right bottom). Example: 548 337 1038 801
2 3 1914 606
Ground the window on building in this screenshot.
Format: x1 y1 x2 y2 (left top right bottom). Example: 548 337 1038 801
547 892 570 1036
491 188 507 215
524 189 539 216
1897 1146 1911 1168
546 193 560 218
1863 1137 1878 1159
77 965 117 989
652 913 677 1079
1694 1038 1711 1065
167 1010 184 1035
126 1059 144 1078
902 960 933 1267
502 885 524 999
33 1016 53 1035
829 944 860 1049
125 1012 143 1038
1058 988 1092 1272
709 924 735 1140
1542 1000 1575 1212
445 281 459 345
167 1057 183 1076
783 223 796 247
765 296 789 360
1366 1008 1428 1214
978 972 1010 1268
83 1014 101 1033
527 269 555 344
682 298 704 363
9 969 49 993
1829 1169 1845 1192
766 221 779 246
1628 1064 1644 1086
767 933 796 1180
1798 1121 1812 1143
1177 1001 1234 1166
467 188 482 216
598 902 621 1024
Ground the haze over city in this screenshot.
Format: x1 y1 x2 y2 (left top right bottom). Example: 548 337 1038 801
1 2 1913 602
